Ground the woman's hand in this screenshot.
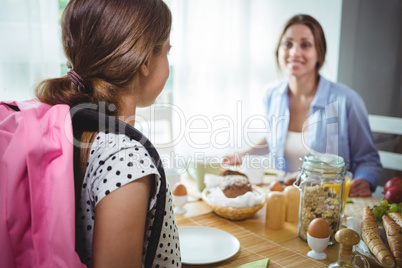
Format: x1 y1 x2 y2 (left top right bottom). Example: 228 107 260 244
349 178 372 197
222 154 243 166
223 139 269 166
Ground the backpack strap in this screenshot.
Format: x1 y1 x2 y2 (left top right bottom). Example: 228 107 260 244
71 108 166 267
3 103 20 111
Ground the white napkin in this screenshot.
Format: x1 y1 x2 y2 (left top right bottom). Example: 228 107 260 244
204 174 222 188
204 174 265 208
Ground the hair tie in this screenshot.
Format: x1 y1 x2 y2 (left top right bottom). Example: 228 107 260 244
67 69 86 91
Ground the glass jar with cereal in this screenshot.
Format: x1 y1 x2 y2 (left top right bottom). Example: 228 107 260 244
294 153 345 245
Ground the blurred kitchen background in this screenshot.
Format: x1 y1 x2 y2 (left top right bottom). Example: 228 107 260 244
1 0 401 185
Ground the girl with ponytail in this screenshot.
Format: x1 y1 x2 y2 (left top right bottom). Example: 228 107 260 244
36 0 180 267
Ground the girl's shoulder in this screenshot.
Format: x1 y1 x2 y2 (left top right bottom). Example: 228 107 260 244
85 131 160 206
90 131 149 157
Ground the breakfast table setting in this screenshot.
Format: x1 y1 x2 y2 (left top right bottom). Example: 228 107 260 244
170 161 390 268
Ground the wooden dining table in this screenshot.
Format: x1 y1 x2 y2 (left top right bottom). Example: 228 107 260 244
174 173 384 268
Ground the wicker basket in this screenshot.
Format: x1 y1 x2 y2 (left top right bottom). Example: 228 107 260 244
202 186 266 220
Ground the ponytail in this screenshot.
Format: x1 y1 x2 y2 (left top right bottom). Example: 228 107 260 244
36 76 119 113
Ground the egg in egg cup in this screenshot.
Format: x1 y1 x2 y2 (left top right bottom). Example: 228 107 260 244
307 218 330 260
172 183 188 214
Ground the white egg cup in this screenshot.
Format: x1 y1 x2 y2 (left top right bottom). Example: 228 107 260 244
307 233 330 260
173 195 187 214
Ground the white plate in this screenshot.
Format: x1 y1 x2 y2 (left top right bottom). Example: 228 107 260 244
179 226 240 265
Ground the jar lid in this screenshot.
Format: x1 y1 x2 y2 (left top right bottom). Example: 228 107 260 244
302 153 345 172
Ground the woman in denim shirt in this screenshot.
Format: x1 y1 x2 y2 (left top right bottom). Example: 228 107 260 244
224 14 381 197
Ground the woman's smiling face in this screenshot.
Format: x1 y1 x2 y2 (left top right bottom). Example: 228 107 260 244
278 24 318 78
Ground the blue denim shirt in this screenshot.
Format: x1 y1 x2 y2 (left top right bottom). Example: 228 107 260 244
263 76 382 191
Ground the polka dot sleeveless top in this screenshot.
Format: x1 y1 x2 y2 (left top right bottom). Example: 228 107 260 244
75 132 181 268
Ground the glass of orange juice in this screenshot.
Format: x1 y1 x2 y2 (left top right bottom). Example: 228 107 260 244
343 171 353 211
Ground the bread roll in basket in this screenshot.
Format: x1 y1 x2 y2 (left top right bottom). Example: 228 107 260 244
202 185 265 220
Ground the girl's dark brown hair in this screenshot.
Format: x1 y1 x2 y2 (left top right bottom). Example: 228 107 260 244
275 14 327 72
35 0 172 113
35 0 171 214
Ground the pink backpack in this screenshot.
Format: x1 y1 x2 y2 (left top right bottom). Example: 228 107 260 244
0 100 86 268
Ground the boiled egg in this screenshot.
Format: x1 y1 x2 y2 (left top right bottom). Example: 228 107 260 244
172 183 187 196
307 218 330 239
